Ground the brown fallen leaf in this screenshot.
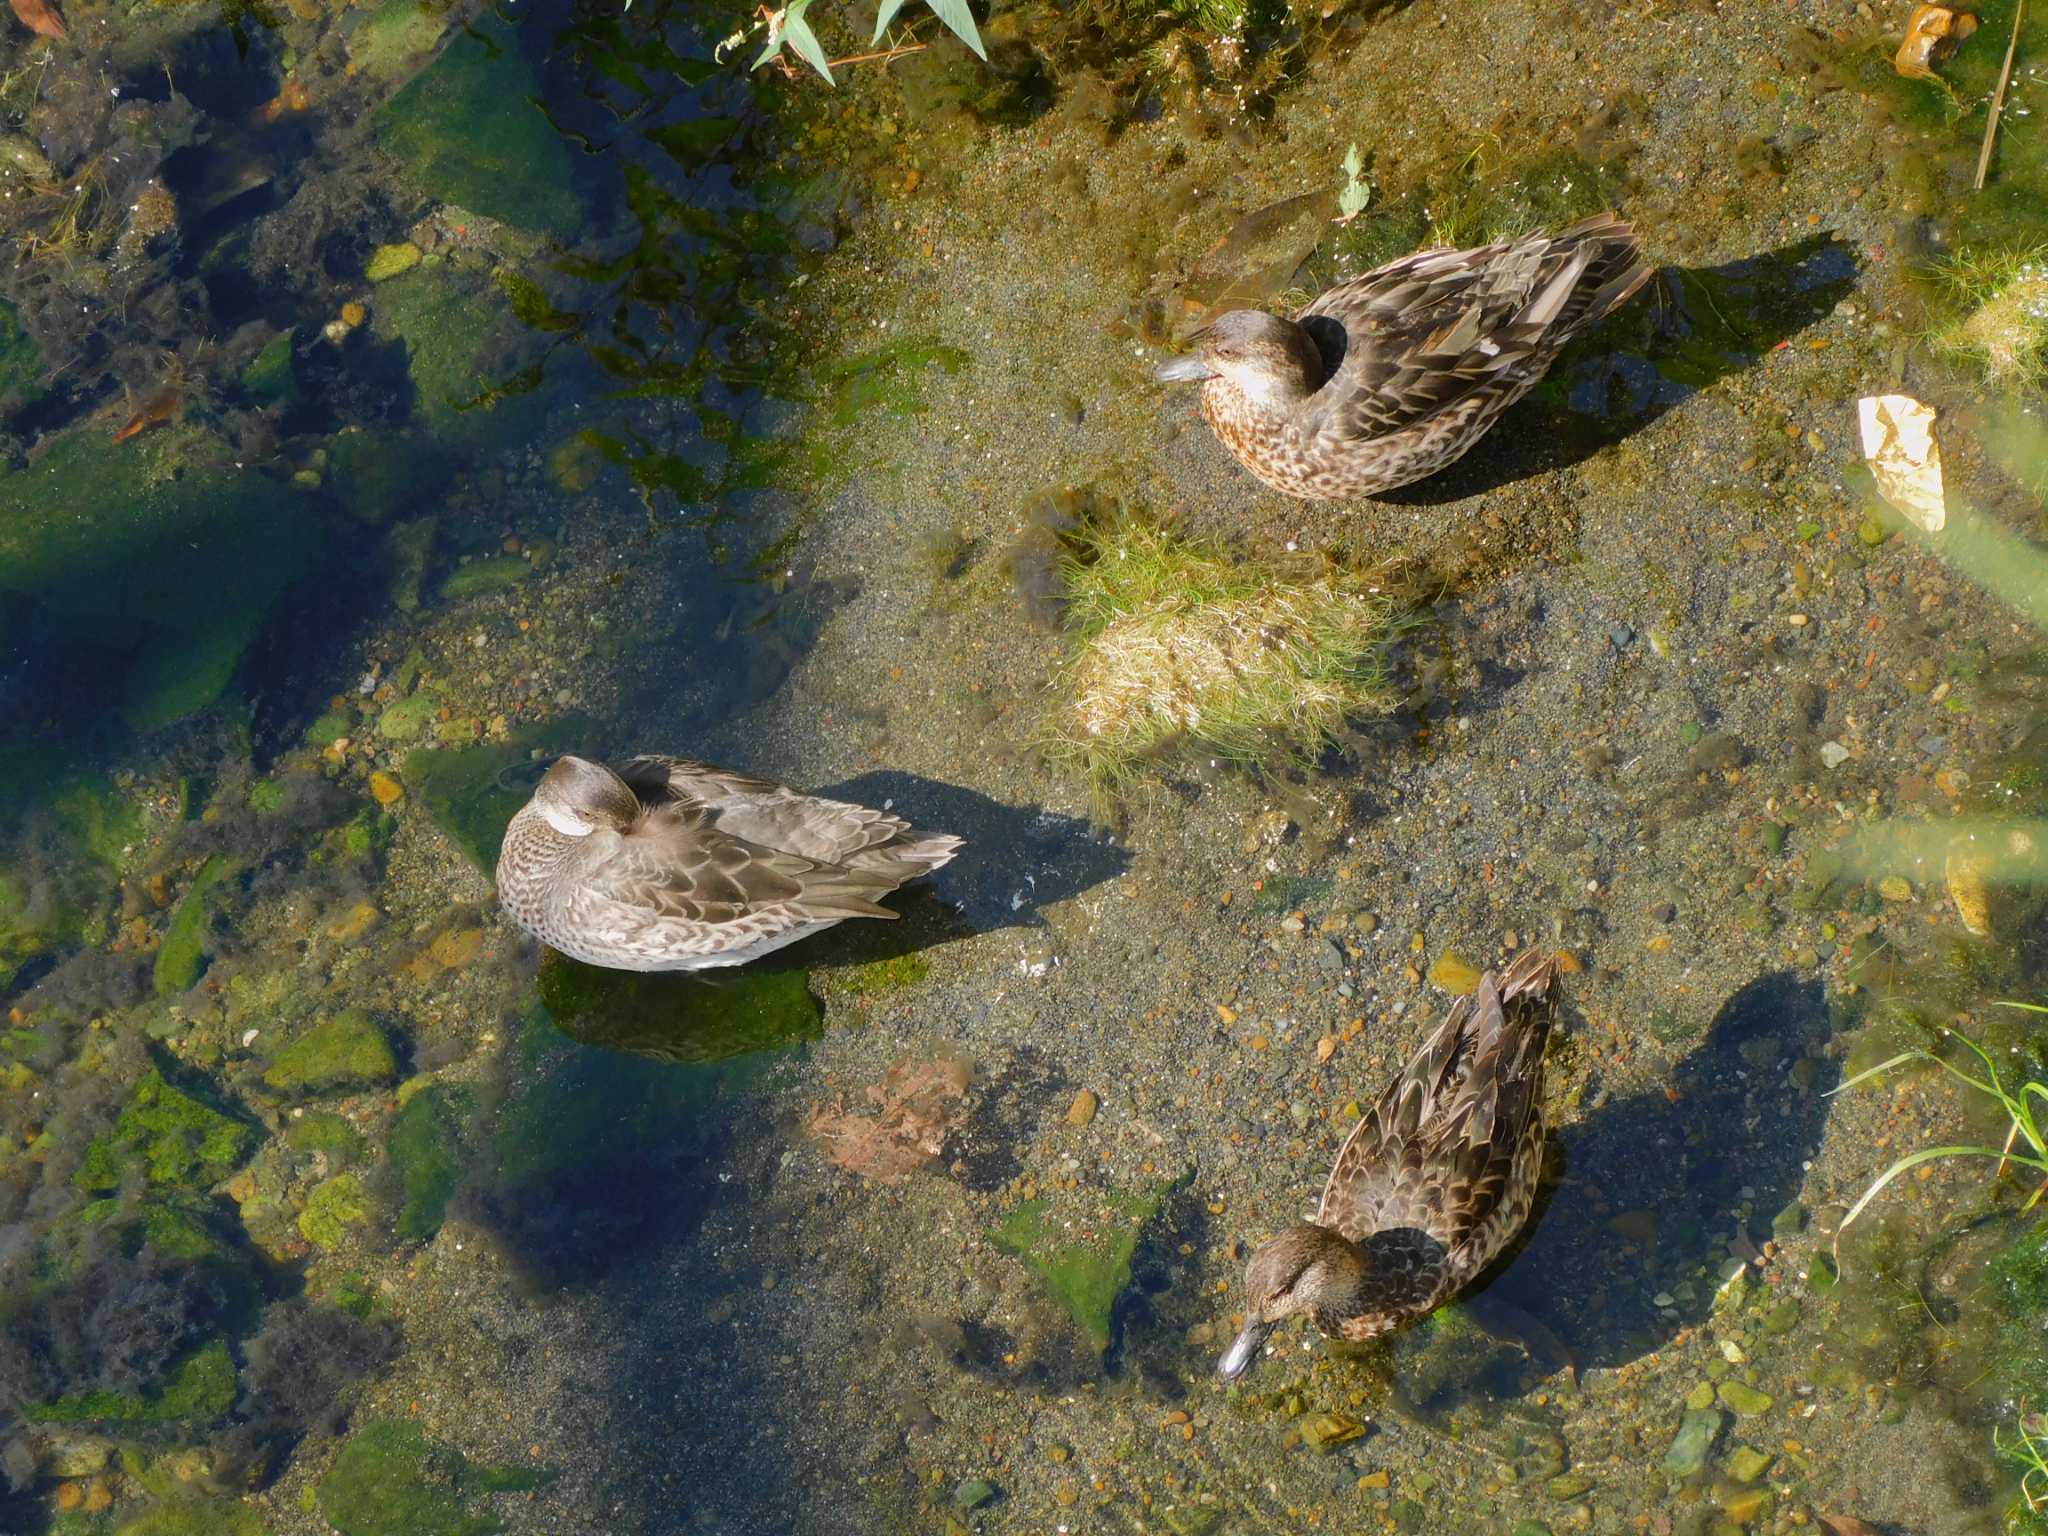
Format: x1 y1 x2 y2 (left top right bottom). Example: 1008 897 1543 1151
9 0 66 38
252 76 310 126
112 388 180 444
1817 1517 1885 1536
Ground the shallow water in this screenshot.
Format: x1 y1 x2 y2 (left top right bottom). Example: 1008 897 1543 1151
2 0 2047 1531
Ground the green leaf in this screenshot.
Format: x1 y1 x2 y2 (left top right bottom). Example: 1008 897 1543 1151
781 0 834 81
872 0 910 40
923 0 986 57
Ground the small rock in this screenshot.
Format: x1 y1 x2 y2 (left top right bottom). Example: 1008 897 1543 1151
1066 1089 1099 1127
1771 1200 1807 1239
1548 1473 1591 1499
1819 741 1850 769
368 770 405 806
1662 1408 1723 1477
1301 1412 1367 1452
366 242 423 281
1607 622 1635 649
1685 1381 1717 1411
1877 876 1912 902
1727 1445 1773 1483
1427 952 1481 995
954 1478 997 1510
1718 1380 1773 1416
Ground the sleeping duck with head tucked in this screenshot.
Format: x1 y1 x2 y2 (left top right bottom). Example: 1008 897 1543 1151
496 754 962 972
1159 214 1652 501
1219 948 1562 1379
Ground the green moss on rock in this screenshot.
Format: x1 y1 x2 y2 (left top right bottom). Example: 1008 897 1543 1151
239 330 299 409
287 1109 366 1162
298 1172 371 1248
989 1178 1182 1354
404 718 588 871
0 298 45 415
264 1010 399 1093
153 855 239 996
373 13 580 238
439 554 530 602
0 869 81 989
78 1068 253 1192
115 1494 266 1536
536 950 822 1066
317 1419 524 1536
387 1083 472 1242
330 428 450 527
26 1339 236 1427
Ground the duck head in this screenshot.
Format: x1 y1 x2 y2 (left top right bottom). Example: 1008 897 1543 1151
1156 310 1328 409
532 756 641 837
1217 1223 1370 1379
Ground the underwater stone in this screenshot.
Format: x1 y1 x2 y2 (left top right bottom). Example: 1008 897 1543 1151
239 330 298 409
1661 1408 1722 1477
536 949 823 1066
439 554 530 602
1428 952 1481 995
373 12 580 238
378 691 440 741
347 0 453 83
318 1418 526 1536
264 1010 400 1093
1726 1445 1773 1483
387 1083 472 1241
298 1172 371 1248
1717 1380 1772 1416
366 242 423 282
79 1068 253 1192
333 431 450 528
988 1174 1183 1355
114 1494 266 1536
953 1478 997 1510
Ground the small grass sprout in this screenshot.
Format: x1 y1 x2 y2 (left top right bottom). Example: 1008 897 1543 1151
2000 1406 2048 1519
1831 1004 2048 1263
1042 517 1402 812
1929 243 2048 389
1336 143 1373 224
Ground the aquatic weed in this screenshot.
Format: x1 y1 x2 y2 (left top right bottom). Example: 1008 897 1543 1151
1832 1006 2048 1259
1928 243 2048 389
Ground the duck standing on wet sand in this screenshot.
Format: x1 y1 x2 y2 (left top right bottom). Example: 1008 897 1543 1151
1218 948 1561 1378
496 755 963 971
1159 214 1652 500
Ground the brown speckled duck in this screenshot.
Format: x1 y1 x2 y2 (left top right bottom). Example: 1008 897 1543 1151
1159 214 1651 500
496 755 962 971
1218 948 1561 1378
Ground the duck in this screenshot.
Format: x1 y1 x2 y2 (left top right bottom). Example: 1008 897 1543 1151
1218 947 1561 1379
1158 213 1651 500
496 754 963 972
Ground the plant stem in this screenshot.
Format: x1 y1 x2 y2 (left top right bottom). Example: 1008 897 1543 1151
1976 0 2025 191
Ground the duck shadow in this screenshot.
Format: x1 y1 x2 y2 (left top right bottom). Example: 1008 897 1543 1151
1372 234 1859 507
1396 969 1838 1416
814 772 1130 936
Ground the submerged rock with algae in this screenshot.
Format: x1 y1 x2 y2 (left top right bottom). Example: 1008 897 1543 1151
989 1174 1185 1354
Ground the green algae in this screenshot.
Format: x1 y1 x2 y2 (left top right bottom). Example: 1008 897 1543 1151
369 270 525 437
821 335 972 428
403 717 589 871
988 1177 1182 1354
347 0 454 84
330 429 450 527
26 1339 236 1428
263 1009 400 1094
287 1109 366 1162
153 855 238 996
833 950 931 996
78 1067 253 1192
0 422 324 734
114 1495 265 1536
0 296 44 414
378 691 441 742
299 1172 371 1248
239 329 299 409
439 554 531 601
374 13 580 239
0 868 81 989
49 773 144 871
387 1083 473 1241
318 1418 543 1536
536 950 823 1066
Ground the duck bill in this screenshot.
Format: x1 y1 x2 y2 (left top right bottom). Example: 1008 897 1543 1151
1216 1318 1275 1380
1156 355 1217 383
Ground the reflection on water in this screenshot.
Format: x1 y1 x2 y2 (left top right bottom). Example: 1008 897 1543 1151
1 0 2047 1527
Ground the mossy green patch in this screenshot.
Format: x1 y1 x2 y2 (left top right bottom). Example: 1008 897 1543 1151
263 1009 399 1093
347 0 454 83
298 1171 371 1248
387 1083 472 1241
368 271 522 439
439 554 531 602
153 856 240 996
239 329 299 409
377 690 441 742
317 1419 536 1536
287 1109 367 1162
26 1339 235 1427
374 13 581 238
989 1176 1183 1354
0 868 81 989
0 422 324 733
114 1494 266 1536
821 335 971 428
403 717 589 871
330 429 450 527
0 297 45 415
833 950 931 997
48 773 144 870
536 950 822 1065
78 1068 253 1192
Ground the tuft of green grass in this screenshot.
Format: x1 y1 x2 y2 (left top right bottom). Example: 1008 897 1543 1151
1929 244 2048 389
2000 1407 2048 1528
1041 518 1401 810
1831 1004 2048 1260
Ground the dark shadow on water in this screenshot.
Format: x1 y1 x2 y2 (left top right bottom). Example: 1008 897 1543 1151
1373 234 1860 505
815 772 1131 934
1396 969 1837 1416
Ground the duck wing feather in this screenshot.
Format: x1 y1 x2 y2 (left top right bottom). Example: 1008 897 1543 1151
618 754 961 874
1319 949 1558 1255
1295 213 1650 445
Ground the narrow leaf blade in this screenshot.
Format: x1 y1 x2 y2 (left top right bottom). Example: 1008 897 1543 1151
924 0 986 58
781 0 834 81
872 0 910 43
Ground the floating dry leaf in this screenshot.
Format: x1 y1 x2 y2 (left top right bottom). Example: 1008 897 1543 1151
1946 834 1994 936
9 0 66 39
1894 1 1978 77
1816 1517 1884 1536
1858 393 1946 533
112 389 180 445
808 1052 973 1182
